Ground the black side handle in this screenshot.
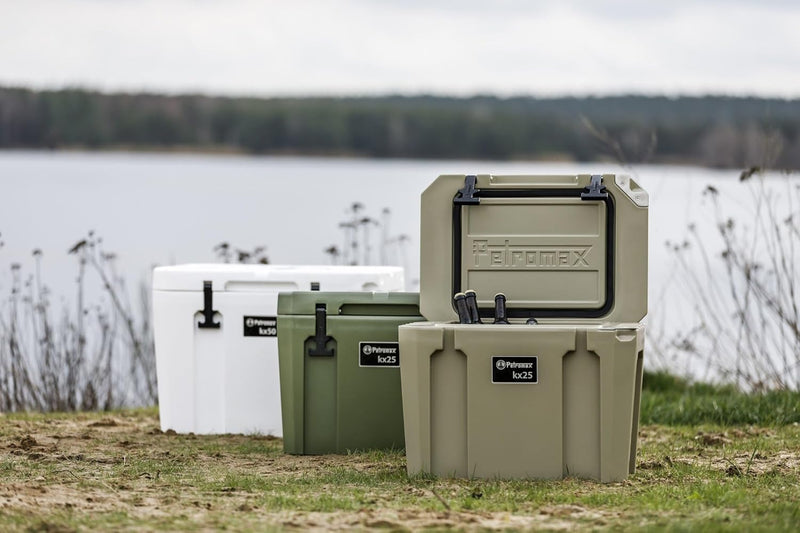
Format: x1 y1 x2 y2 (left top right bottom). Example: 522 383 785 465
308 303 334 356
198 280 221 329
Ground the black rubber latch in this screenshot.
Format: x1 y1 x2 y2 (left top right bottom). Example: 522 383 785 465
454 292 472 324
493 293 510 324
454 175 481 205
308 303 334 356
581 175 608 200
465 290 482 324
197 280 221 329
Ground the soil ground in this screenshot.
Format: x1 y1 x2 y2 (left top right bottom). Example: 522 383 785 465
1 409 799 531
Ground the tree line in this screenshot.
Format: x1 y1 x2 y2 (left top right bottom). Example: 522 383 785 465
1 87 799 168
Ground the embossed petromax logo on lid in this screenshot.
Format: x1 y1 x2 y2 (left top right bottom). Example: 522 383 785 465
472 239 592 269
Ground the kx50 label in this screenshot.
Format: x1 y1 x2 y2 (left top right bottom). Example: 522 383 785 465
492 356 538 384
359 342 400 367
243 316 277 337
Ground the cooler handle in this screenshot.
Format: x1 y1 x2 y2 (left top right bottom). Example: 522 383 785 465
197 280 221 329
308 304 334 357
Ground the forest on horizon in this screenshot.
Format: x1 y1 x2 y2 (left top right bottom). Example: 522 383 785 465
1 87 799 169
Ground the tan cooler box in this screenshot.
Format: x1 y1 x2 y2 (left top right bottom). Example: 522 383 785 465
400 174 648 482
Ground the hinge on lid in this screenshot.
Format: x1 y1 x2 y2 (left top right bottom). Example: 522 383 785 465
198 280 221 329
454 175 481 205
308 304 334 356
581 175 608 200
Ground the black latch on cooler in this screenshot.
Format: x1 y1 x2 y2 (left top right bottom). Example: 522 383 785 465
581 175 608 200
308 303 334 357
198 280 221 329
454 175 481 205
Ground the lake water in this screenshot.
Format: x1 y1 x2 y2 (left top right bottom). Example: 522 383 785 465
0 151 788 374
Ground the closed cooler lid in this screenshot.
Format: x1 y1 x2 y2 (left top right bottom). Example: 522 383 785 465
278 291 421 317
419 174 648 324
153 264 405 292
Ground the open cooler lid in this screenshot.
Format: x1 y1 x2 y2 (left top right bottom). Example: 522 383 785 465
152 264 404 292
419 174 648 324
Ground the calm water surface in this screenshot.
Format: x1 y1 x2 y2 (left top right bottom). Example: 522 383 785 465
0 151 775 363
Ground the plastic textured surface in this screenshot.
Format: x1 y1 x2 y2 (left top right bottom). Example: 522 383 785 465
153 266 405 436
153 264 405 292
278 292 423 454
399 322 645 482
419 174 648 323
403 173 648 482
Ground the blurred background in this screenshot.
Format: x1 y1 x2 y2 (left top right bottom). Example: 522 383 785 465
0 0 798 410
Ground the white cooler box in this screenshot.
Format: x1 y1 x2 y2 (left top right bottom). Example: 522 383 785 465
153 264 405 435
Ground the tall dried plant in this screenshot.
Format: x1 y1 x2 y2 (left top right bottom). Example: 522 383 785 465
584 117 799 390
0 233 156 412
665 171 799 390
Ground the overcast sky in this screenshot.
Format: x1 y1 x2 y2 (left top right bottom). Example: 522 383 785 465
1 0 799 97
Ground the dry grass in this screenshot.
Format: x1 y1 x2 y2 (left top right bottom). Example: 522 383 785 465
1 409 799 531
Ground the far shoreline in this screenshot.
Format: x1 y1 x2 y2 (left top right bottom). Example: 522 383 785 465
0 146 765 173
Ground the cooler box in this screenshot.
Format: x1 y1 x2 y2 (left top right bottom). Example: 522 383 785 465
153 264 405 435
277 292 423 454
400 174 648 481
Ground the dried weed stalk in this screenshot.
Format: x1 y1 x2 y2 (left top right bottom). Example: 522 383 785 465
0 232 156 411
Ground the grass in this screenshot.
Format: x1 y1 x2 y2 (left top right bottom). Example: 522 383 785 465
641 371 800 425
0 381 799 531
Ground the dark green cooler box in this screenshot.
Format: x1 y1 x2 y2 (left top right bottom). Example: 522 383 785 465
278 292 423 454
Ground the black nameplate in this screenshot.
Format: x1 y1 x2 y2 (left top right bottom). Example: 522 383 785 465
359 341 400 367
243 316 277 337
492 356 538 384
